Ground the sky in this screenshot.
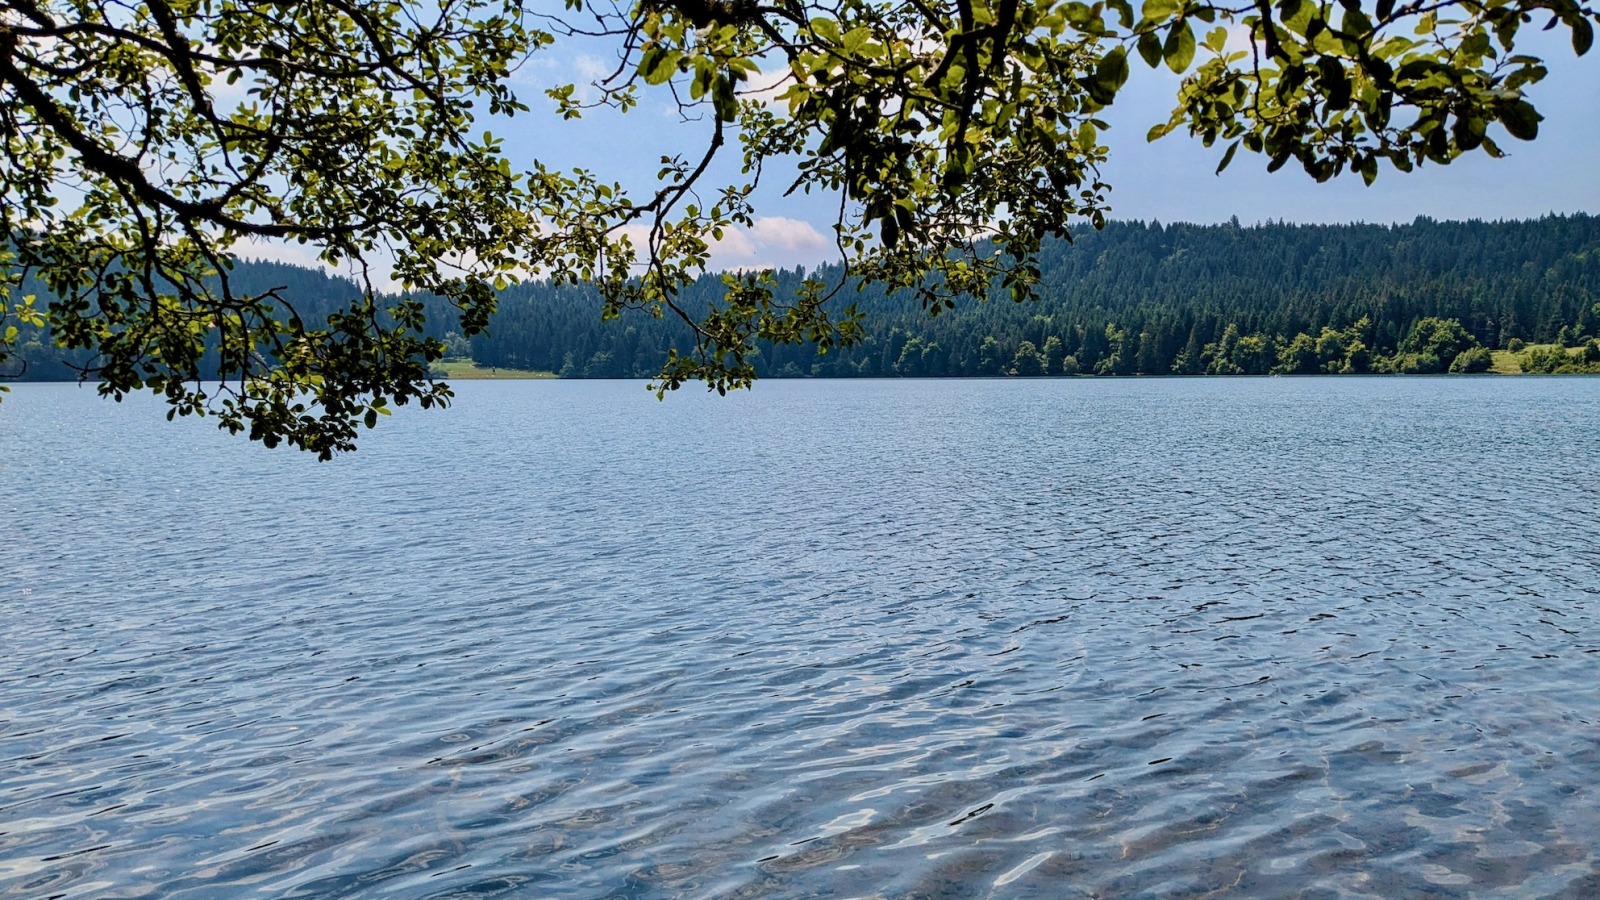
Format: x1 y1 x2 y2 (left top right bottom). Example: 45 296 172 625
497 24 1598 274
1093 31 1600 227
247 25 1599 281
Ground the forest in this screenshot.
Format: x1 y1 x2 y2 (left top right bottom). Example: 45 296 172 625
9 214 1600 382
470 214 1600 379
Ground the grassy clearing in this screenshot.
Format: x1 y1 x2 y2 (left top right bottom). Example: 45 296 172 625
431 359 556 380
1490 344 1591 375
1490 350 1524 374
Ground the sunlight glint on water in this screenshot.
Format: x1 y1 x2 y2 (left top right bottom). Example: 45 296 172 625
2 377 1598 899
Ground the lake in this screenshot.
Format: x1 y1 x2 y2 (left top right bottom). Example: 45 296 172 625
3 377 1598 899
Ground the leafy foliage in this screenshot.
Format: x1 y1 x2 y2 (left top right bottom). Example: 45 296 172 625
447 215 1598 378
1520 340 1600 372
0 0 542 456
19 215 1596 381
1449 345 1493 372
3 0 1597 452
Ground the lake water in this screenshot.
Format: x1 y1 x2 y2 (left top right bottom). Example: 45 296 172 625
3 377 1599 900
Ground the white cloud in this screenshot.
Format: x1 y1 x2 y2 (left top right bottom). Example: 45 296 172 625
570 54 616 104
239 215 834 296
739 62 798 109
704 216 833 271
236 238 325 270
708 227 757 259
747 216 831 254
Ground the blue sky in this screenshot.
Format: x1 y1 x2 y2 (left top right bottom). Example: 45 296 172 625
488 25 1598 274
1095 31 1600 227
243 28 1596 281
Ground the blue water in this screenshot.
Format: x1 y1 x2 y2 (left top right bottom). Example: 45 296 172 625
3 377 1598 899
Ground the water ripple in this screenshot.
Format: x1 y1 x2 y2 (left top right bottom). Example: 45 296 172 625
3 377 1598 899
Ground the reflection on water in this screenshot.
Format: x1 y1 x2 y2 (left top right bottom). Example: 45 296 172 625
3 377 1598 899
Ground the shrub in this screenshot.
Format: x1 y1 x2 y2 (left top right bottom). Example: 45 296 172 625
1274 333 1319 375
1521 345 1568 373
1449 346 1494 373
1394 352 1444 374
1400 317 1478 369
1011 341 1044 376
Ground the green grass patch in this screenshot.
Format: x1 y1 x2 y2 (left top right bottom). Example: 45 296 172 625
1491 343 1595 375
1490 349 1524 374
431 359 556 380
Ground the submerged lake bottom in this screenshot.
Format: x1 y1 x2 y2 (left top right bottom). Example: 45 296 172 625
3 377 1599 899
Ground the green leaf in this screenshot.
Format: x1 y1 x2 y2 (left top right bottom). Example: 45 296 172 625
1106 46 1131 87
690 61 712 99
640 46 679 85
1500 100 1542 140
1358 155 1378 186
1319 57 1351 108
1138 31 1163 67
1215 139 1240 174
1106 0 1135 29
713 75 738 122
1142 0 1180 21
1163 22 1196 73
1340 7 1372 37
1078 120 1099 152
1574 17 1594 55
1087 47 1130 104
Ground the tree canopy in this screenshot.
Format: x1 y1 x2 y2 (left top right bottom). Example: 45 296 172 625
2 0 1595 455
452 215 1600 378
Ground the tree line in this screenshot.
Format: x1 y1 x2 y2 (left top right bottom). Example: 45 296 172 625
8 214 1600 383
470 214 1600 378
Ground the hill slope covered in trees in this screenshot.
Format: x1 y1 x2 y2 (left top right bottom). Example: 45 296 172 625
10 215 1600 381
471 214 1600 378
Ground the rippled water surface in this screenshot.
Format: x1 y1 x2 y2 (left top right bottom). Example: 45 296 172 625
4 378 1600 899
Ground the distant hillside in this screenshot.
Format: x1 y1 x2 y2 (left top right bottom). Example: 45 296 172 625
5 259 373 381
8 215 1600 381
472 214 1600 377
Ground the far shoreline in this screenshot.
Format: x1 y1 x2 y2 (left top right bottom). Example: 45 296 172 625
12 345 1600 385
